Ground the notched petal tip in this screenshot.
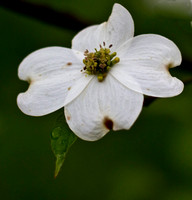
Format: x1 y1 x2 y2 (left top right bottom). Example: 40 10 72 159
103 117 114 130
166 62 174 69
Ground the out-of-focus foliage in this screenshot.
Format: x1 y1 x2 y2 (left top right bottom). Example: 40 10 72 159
145 0 192 18
0 0 192 199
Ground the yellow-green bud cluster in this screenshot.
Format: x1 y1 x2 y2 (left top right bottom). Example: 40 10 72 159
82 43 120 82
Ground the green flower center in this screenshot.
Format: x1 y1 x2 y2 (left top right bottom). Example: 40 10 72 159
82 43 120 82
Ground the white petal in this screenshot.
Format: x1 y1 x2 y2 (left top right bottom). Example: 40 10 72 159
18 47 84 81
17 47 90 116
64 74 94 106
111 34 184 97
72 3 134 52
104 3 134 50
72 25 102 52
65 75 143 141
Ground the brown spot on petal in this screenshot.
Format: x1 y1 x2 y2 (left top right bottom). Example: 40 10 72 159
166 63 174 69
68 87 71 91
103 117 113 130
67 116 71 120
27 77 32 84
67 62 72 66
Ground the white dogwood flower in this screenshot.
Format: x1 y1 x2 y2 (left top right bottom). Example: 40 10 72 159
17 3 184 141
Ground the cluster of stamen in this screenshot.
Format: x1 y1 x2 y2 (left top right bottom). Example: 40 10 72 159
82 42 120 82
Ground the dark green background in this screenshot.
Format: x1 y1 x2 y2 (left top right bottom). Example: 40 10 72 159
0 0 192 199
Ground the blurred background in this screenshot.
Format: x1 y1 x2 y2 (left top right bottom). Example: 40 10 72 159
0 0 192 199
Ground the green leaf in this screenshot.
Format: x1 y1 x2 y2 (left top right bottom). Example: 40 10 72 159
51 114 77 178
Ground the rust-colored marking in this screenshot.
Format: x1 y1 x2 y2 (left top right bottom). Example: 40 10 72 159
67 116 71 120
103 117 113 130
